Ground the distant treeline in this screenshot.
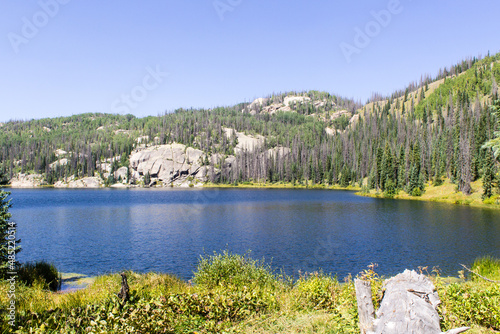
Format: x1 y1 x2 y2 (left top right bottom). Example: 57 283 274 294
0 53 499 197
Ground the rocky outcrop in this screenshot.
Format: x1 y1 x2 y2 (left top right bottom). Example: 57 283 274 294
54 176 103 188
54 149 67 157
49 158 68 170
129 143 207 186
10 174 45 188
266 147 291 159
283 95 311 106
247 98 269 115
223 128 264 153
114 167 128 180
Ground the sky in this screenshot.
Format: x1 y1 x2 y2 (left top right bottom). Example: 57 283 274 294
0 0 499 122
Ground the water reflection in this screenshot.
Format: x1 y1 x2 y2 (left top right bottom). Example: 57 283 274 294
10 188 500 279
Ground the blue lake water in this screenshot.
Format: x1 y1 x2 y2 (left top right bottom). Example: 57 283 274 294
8 188 500 280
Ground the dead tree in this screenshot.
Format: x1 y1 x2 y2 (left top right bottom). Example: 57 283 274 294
355 270 470 334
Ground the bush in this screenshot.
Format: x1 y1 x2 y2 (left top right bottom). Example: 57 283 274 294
411 187 422 197
439 282 500 330
433 175 444 186
295 272 338 310
18 261 61 291
193 250 277 289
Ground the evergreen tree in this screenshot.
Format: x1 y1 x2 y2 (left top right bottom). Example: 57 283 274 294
482 150 495 200
144 172 151 186
0 191 21 278
483 100 500 159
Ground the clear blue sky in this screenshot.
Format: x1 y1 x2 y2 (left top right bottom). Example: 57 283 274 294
0 0 499 122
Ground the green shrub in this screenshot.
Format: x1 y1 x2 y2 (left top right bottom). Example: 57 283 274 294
433 175 444 186
295 272 339 311
193 250 277 289
438 282 500 330
411 187 422 197
17 261 61 291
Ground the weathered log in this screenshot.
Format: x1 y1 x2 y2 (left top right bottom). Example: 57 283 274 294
355 269 470 334
117 272 130 303
355 279 375 334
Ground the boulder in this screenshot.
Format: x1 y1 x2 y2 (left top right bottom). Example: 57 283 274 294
114 167 128 181
49 158 68 170
129 144 206 185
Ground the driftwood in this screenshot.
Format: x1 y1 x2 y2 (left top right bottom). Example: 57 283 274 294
355 270 470 334
117 272 130 303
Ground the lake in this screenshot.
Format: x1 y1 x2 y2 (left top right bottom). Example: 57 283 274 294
9 188 500 280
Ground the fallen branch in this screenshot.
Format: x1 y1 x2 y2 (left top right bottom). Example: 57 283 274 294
459 264 500 283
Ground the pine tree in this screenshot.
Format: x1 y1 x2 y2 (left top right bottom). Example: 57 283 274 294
0 191 21 278
483 100 500 159
482 150 495 200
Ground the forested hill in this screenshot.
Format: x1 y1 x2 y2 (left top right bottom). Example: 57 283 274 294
1 53 500 199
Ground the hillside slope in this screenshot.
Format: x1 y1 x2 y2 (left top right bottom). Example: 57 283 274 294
0 53 499 205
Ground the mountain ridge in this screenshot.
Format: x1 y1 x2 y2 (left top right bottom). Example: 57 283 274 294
1 52 499 205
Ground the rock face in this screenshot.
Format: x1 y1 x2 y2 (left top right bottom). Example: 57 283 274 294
129 143 207 186
266 147 291 159
245 95 314 115
10 174 45 188
223 128 264 153
54 176 103 188
283 95 311 106
49 158 68 170
114 167 128 181
247 98 269 115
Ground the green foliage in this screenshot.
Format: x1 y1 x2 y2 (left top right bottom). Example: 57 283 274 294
483 100 500 160
14 285 276 333
17 261 60 291
294 272 339 311
411 187 422 197
0 191 20 278
471 256 500 281
383 179 396 198
193 250 277 290
438 256 500 331
482 150 496 200
438 282 500 331
1 253 500 333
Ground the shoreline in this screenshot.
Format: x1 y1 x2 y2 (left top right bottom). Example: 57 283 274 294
356 178 500 210
3 179 500 210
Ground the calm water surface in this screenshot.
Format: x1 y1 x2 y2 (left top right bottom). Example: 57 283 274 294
9 188 500 280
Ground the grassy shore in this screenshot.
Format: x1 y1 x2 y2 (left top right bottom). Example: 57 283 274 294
205 178 500 210
357 178 500 210
1 253 499 333
203 181 361 191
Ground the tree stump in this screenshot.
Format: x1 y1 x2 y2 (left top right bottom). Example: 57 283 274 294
117 272 130 303
355 269 470 334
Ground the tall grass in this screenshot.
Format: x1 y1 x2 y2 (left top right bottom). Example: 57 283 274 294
193 250 279 289
1 253 499 333
471 256 500 280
